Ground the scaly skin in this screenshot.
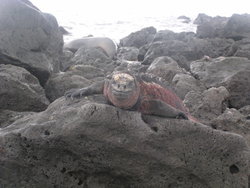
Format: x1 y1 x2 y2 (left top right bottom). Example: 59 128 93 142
65 72 196 121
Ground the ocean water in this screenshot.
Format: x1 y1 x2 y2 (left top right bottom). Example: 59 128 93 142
59 14 197 43
31 0 198 43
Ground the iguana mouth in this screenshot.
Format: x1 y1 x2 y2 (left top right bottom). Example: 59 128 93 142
112 89 132 98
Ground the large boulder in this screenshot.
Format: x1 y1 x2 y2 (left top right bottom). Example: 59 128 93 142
44 72 92 102
0 64 49 112
69 46 115 73
60 50 74 71
223 14 250 40
0 97 249 187
195 13 250 41
153 30 195 43
184 86 230 124
195 16 228 38
142 40 191 67
172 73 207 100
225 70 250 109
232 38 250 59
117 47 139 61
193 13 213 25
45 65 105 102
120 27 157 48
0 0 63 86
210 108 250 146
142 37 234 67
146 56 186 82
190 57 250 88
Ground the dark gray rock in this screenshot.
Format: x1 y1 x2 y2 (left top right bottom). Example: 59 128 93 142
69 46 115 73
66 64 105 80
60 50 74 71
0 97 248 187
0 0 63 86
239 105 250 116
146 56 186 82
232 38 250 59
142 40 191 67
195 13 250 41
138 43 151 61
120 27 157 48
190 57 250 88
142 37 234 68
45 72 92 102
223 14 250 40
184 86 230 124
117 47 139 61
225 70 250 109
177 16 191 23
59 26 71 35
153 30 195 43
0 64 49 112
0 109 35 128
172 73 207 100
193 13 213 25
196 16 228 38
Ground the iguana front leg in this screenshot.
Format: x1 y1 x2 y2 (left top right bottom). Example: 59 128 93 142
65 80 105 99
139 99 188 120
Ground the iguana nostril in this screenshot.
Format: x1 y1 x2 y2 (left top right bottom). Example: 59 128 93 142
118 84 120 88
124 85 126 89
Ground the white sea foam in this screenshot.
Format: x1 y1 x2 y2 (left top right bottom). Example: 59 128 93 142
58 14 197 43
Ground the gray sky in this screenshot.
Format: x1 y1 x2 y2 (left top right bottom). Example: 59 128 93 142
31 0 250 18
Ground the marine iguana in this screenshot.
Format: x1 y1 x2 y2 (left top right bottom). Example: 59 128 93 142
65 71 196 121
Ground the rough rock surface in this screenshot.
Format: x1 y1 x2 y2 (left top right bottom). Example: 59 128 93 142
190 57 250 88
193 13 213 25
117 47 139 61
0 0 63 86
0 64 49 112
223 14 250 40
210 108 250 147
60 50 74 71
153 30 195 43
0 110 35 128
0 97 249 187
172 73 207 100
142 37 234 68
45 72 92 102
146 56 186 82
142 40 191 67
195 13 250 41
239 105 250 116
225 70 250 109
184 86 230 124
120 26 156 48
232 38 250 59
66 64 105 80
196 16 228 38
69 46 115 73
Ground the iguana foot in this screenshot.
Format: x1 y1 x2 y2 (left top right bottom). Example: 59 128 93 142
176 112 188 120
64 88 87 99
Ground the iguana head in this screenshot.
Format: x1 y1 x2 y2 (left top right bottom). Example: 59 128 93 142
104 72 140 109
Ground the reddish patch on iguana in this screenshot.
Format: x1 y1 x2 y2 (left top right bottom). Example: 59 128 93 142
137 81 188 114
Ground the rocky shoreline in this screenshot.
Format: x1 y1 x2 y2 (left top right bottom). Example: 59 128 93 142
0 0 250 187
